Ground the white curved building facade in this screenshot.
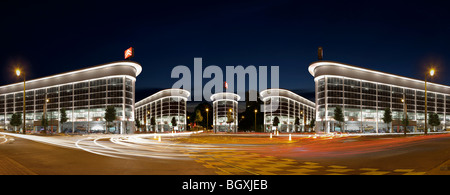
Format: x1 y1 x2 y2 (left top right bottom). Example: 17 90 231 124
211 92 240 133
135 89 189 132
309 61 450 134
0 61 142 134
260 89 315 133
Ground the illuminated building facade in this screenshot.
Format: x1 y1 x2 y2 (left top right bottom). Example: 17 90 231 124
0 61 141 134
135 89 189 132
309 61 449 133
260 89 315 133
211 92 240 133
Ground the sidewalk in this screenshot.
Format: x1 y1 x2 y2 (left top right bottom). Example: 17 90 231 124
426 159 450 175
0 155 37 175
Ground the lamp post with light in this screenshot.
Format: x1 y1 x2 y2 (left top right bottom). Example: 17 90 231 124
206 108 209 130
401 93 408 136
424 68 435 135
254 109 257 132
16 69 26 134
229 108 233 133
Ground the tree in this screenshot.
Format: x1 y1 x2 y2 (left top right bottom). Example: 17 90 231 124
150 117 156 132
226 111 234 132
104 106 117 133
238 91 263 132
135 118 141 132
401 114 409 136
10 113 22 133
60 108 68 133
41 114 49 134
382 107 393 133
171 117 177 132
273 116 280 134
429 112 441 132
294 117 300 132
310 118 316 132
192 102 211 129
194 110 203 129
333 106 345 132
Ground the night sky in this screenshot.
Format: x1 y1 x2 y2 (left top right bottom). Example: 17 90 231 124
2 0 450 104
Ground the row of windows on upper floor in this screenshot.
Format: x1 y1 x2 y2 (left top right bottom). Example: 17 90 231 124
318 103 449 113
0 92 133 105
318 77 450 100
0 77 133 100
0 98 133 112
317 106 450 115
319 97 443 106
318 91 448 102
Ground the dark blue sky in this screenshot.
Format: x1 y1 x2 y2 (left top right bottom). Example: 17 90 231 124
2 0 449 102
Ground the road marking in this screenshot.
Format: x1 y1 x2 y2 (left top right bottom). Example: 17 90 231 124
393 169 414 172
326 168 355 173
403 172 426 175
360 168 379 171
328 165 348 169
188 149 429 175
300 165 324 169
360 171 390 175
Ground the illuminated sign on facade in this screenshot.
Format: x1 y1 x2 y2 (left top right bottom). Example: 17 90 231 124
125 47 134 59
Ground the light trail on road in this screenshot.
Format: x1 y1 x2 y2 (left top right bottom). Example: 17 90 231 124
0 131 235 160
0 134 8 144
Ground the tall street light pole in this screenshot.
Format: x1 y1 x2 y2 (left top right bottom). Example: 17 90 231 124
402 93 408 136
206 108 209 130
254 109 257 132
424 68 435 135
16 69 26 134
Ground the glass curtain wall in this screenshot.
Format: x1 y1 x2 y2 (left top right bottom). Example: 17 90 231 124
0 76 135 134
213 99 238 133
135 94 187 133
316 76 448 133
263 96 315 133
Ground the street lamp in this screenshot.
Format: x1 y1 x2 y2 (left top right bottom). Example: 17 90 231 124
206 108 209 130
146 111 150 132
229 108 233 133
254 109 257 132
424 68 435 135
301 111 306 132
401 93 408 135
16 68 26 134
46 98 53 133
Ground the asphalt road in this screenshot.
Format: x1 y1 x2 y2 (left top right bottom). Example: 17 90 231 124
1 132 449 175
0 134 216 175
251 134 450 175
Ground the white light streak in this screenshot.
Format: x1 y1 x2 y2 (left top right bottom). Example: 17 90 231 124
0 131 230 161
